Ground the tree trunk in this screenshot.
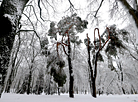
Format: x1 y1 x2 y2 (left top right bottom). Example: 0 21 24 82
92 52 99 98
57 87 60 95
68 34 74 98
86 35 97 98
27 70 32 95
87 42 94 96
92 78 96 97
0 0 29 98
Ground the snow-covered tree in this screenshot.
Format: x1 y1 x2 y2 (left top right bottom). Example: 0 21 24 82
46 52 66 95
0 0 29 98
48 13 88 98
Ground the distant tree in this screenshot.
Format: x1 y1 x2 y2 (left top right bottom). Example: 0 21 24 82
34 68 44 95
17 74 29 94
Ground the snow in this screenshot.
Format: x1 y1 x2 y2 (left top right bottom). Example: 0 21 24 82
0 93 138 102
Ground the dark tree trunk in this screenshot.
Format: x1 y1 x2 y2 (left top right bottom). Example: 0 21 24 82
92 52 99 98
87 41 94 96
92 78 96 97
68 34 74 98
27 70 32 95
0 0 29 98
57 87 60 95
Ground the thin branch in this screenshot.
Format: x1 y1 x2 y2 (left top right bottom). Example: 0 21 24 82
38 0 45 21
25 5 43 23
57 42 68 57
16 30 35 34
129 52 138 61
22 13 41 42
38 0 56 21
61 44 68 56
45 0 56 12
68 0 74 8
94 0 104 18
65 0 78 13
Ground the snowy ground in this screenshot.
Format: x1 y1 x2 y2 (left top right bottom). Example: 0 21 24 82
0 93 138 102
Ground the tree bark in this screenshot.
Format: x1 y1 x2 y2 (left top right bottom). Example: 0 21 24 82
0 0 29 98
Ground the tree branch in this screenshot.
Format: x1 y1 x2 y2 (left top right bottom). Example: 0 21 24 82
118 0 138 28
129 52 138 61
68 0 74 8
94 0 104 18
22 13 41 42
38 0 44 21
38 0 55 21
